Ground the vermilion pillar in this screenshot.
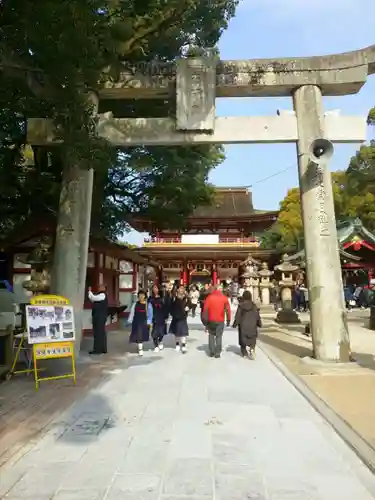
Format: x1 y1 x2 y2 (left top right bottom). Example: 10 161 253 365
180 263 188 286
212 263 217 285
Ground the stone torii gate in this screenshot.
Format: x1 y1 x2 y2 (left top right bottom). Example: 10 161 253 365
28 45 375 362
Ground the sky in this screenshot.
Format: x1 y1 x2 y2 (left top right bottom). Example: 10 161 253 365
125 0 374 245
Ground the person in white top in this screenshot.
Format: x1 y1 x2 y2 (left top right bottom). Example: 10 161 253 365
189 285 200 317
88 285 108 354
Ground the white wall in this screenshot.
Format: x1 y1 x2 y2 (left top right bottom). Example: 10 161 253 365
181 234 219 244
119 291 135 311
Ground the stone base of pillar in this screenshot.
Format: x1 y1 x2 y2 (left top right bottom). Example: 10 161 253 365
275 309 301 324
259 304 275 314
261 287 270 305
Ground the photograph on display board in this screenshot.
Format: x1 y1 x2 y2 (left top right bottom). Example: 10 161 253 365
49 323 61 340
63 308 73 321
29 325 47 340
26 305 76 344
62 321 74 339
54 306 64 321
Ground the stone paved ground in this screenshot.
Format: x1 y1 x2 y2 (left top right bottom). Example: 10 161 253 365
0 332 130 467
259 309 375 449
2 318 375 500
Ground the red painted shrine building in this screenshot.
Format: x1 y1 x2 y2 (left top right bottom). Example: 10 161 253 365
130 187 279 284
338 218 375 285
0 222 158 334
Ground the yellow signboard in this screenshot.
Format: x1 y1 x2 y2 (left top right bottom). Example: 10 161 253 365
28 294 76 390
30 294 70 306
34 341 73 359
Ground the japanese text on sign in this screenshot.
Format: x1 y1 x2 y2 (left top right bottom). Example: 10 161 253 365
190 71 204 108
312 165 329 236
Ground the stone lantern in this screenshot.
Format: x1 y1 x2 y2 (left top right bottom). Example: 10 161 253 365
239 253 260 298
21 237 52 295
274 254 300 324
259 262 274 305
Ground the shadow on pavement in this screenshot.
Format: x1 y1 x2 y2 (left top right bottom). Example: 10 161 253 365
351 352 375 371
226 345 242 357
0 328 165 463
259 332 312 359
57 352 164 446
196 344 212 357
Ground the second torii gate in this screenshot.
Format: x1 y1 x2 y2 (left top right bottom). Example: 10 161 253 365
28 44 375 362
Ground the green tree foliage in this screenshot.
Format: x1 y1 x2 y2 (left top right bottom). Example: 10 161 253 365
0 0 238 239
260 188 303 252
367 107 375 126
92 145 224 239
261 116 375 251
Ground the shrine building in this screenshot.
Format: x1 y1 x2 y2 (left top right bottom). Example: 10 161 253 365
338 218 375 285
0 221 159 335
130 187 279 285
287 218 375 287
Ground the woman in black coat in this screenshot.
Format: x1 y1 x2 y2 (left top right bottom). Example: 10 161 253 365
169 285 191 354
149 285 168 352
232 290 262 359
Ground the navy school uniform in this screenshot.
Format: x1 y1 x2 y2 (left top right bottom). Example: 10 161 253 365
149 296 168 339
169 296 190 337
128 300 153 343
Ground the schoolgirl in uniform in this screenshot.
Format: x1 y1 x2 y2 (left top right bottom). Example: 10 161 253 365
149 285 168 352
128 290 153 356
169 285 191 353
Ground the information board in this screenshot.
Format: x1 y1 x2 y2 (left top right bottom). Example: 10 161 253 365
26 295 77 390
26 304 75 344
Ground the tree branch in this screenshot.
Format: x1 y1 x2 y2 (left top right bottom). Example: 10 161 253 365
0 44 53 99
118 1 193 56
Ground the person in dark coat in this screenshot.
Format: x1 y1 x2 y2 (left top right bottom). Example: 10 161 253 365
232 290 262 359
149 285 168 352
127 290 153 356
270 280 280 311
88 285 109 355
199 283 212 321
169 285 190 353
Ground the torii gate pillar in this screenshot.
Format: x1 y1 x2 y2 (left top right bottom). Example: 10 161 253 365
294 85 350 362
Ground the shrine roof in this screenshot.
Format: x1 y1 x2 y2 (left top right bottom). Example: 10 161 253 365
337 218 375 246
285 247 361 265
284 217 375 265
128 187 278 232
191 187 274 219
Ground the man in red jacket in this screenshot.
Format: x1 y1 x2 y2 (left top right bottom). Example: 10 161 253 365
202 285 231 358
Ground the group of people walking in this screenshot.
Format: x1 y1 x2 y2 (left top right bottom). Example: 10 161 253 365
126 281 262 359
87 280 262 359
127 284 190 356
